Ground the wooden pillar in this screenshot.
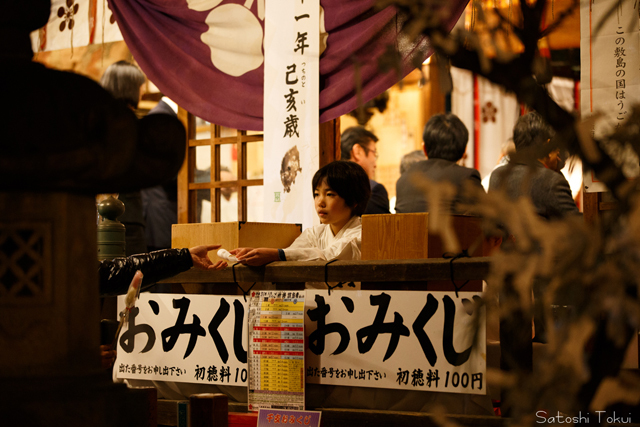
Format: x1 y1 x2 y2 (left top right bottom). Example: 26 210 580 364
422 57 447 128
177 107 196 224
582 190 600 225
320 118 341 166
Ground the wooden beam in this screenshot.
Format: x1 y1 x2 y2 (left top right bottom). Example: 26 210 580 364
158 257 492 284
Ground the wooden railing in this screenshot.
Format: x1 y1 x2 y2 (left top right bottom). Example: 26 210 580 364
157 257 492 284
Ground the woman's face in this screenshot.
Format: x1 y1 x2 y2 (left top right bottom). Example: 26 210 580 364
314 179 353 234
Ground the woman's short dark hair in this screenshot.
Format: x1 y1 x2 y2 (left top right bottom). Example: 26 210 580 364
423 113 469 161
100 60 146 109
312 161 371 217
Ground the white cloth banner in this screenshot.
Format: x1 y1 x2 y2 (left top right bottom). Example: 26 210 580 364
115 291 486 395
581 0 640 192
450 67 475 169
96 0 123 44
451 68 519 180
263 0 320 231
476 76 519 181
29 0 123 53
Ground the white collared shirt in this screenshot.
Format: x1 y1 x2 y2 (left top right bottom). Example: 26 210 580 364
283 216 362 262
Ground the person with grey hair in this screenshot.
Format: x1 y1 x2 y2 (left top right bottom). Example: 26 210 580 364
100 60 146 109
395 113 483 214
340 126 390 214
399 150 427 175
100 61 148 255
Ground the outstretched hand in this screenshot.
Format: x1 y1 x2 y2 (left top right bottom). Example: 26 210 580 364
100 344 116 370
230 247 280 266
189 244 228 270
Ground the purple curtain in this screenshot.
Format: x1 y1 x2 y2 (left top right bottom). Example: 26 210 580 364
109 0 468 131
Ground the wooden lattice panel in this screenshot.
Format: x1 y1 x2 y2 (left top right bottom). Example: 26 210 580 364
177 110 264 223
0 222 52 305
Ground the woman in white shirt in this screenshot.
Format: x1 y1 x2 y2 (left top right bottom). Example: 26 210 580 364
230 161 371 266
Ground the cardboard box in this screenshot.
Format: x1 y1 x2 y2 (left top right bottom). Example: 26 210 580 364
172 222 302 261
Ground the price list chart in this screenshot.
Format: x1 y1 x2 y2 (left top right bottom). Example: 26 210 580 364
248 291 305 411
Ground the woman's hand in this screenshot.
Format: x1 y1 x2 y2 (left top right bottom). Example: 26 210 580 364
100 344 116 370
189 244 228 270
230 247 280 266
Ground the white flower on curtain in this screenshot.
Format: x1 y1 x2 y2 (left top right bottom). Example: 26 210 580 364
187 0 265 77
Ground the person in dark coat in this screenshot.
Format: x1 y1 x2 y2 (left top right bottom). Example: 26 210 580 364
488 111 579 220
489 112 579 343
100 61 149 255
98 244 226 367
98 244 227 296
340 126 390 214
141 97 179 252
395 113 483 214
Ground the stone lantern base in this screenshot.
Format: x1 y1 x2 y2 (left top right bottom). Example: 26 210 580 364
0 192 151 426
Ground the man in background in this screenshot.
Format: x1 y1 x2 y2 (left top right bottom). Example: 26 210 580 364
100 61 148 255
340 126 390 214
489 111 579 343
141 97 179 251
488 111 578 220
395 113 483 214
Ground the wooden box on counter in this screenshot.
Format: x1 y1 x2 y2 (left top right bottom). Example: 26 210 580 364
361 213 487 291
172 222 302 262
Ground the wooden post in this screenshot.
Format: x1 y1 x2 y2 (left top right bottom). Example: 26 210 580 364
422 58 446 128
320 118 341 166
211 124 222 223
582 190 600 225
237 130 249 222
177 107 196 224
189 393 229 427
128 386 158 427
499 276 533 418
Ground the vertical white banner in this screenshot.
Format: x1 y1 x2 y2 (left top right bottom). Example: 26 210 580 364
451 67 475 169
581 0 640 191
476 77 519 180
451 69 518 180
95 0 124 44
263 0 320 230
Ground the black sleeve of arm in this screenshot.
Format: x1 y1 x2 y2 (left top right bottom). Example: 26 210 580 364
365 183 391 214
98 248 193 296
